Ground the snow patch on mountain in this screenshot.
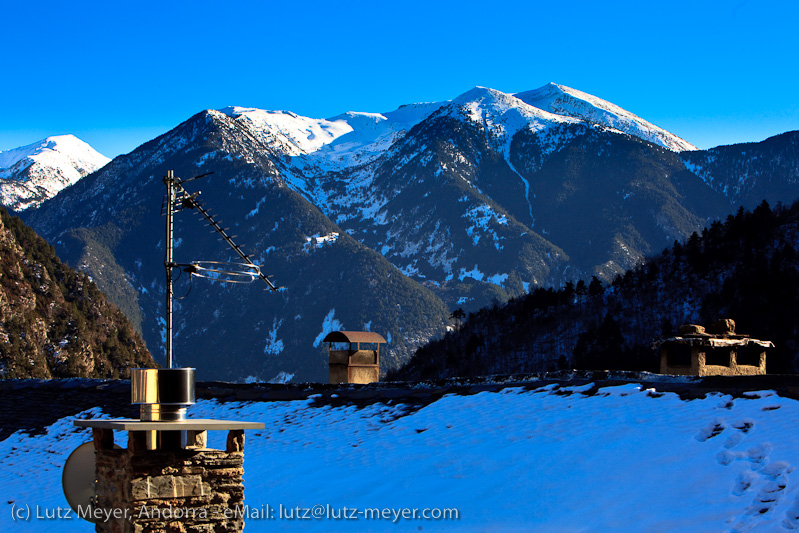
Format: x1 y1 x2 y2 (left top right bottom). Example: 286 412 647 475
682 158 715 186
422 223 458 274
456 264 509 287
459 264 486 282
304 232 340 252
463 203 508 247
0 135 110 211
398 262 424 278
487 272 509 285
263 318 285 356
515 83 697 152
312 309 344 347
313 103 443 170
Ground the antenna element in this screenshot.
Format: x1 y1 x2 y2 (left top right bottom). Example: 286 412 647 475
162 170 278 368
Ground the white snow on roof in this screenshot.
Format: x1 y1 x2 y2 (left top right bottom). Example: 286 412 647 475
2 383 799 531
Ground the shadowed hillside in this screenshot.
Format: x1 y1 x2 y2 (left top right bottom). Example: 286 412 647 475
391 200 799 380
0 207 155 378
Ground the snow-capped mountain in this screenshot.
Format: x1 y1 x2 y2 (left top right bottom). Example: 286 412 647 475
221 83 697 170
23 110 451 382
0 135 110 211
20 84 799 381
515 83 698 152
218 101 444 173
252 84 726 310
453 86 580 147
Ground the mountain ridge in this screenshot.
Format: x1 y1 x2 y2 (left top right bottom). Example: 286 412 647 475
391 200 799 380
0 82 705 217
515 83 698 152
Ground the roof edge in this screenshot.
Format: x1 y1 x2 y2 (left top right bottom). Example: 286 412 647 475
322 331 387 344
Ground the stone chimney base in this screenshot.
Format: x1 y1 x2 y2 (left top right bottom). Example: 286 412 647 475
93 429 246 533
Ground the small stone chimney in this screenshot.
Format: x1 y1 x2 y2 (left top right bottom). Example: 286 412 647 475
658 319 772 376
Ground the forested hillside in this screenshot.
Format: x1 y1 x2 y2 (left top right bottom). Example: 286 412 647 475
0 207 155 378
391 201 799 380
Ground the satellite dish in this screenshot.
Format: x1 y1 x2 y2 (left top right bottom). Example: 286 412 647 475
62 442 97 521
62 441 119 522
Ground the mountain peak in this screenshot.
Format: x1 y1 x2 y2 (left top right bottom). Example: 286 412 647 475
454 85 504 100
452 85 580 120
0 134 107 170
41 134 95 152
446 85 579 150
515 83 697 152
0 135 110 211
213 106 353 156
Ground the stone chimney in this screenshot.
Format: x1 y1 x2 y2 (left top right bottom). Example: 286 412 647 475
67 369 263 532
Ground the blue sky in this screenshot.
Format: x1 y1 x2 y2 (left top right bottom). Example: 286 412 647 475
1 0 797 158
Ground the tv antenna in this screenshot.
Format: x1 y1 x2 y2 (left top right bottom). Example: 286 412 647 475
162 170 279 368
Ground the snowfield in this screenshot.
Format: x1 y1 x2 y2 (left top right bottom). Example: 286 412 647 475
0 135 109 211
515 83 698 152
2 382 799 532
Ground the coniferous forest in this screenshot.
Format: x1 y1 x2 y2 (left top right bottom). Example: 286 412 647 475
390 200 799 380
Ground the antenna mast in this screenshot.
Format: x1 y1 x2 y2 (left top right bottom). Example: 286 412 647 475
164 170 177 368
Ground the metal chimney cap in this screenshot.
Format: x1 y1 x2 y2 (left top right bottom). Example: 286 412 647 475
131 368 196 406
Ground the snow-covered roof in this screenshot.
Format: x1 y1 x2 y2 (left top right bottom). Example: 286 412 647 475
660 336 775 348
4 375 799 532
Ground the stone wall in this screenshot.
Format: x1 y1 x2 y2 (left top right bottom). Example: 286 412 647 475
328 349 379 384
698 349 767 376
93 430 246 533
349 365 379 384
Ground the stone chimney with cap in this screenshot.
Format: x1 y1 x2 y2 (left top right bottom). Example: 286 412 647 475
65 369 264 532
